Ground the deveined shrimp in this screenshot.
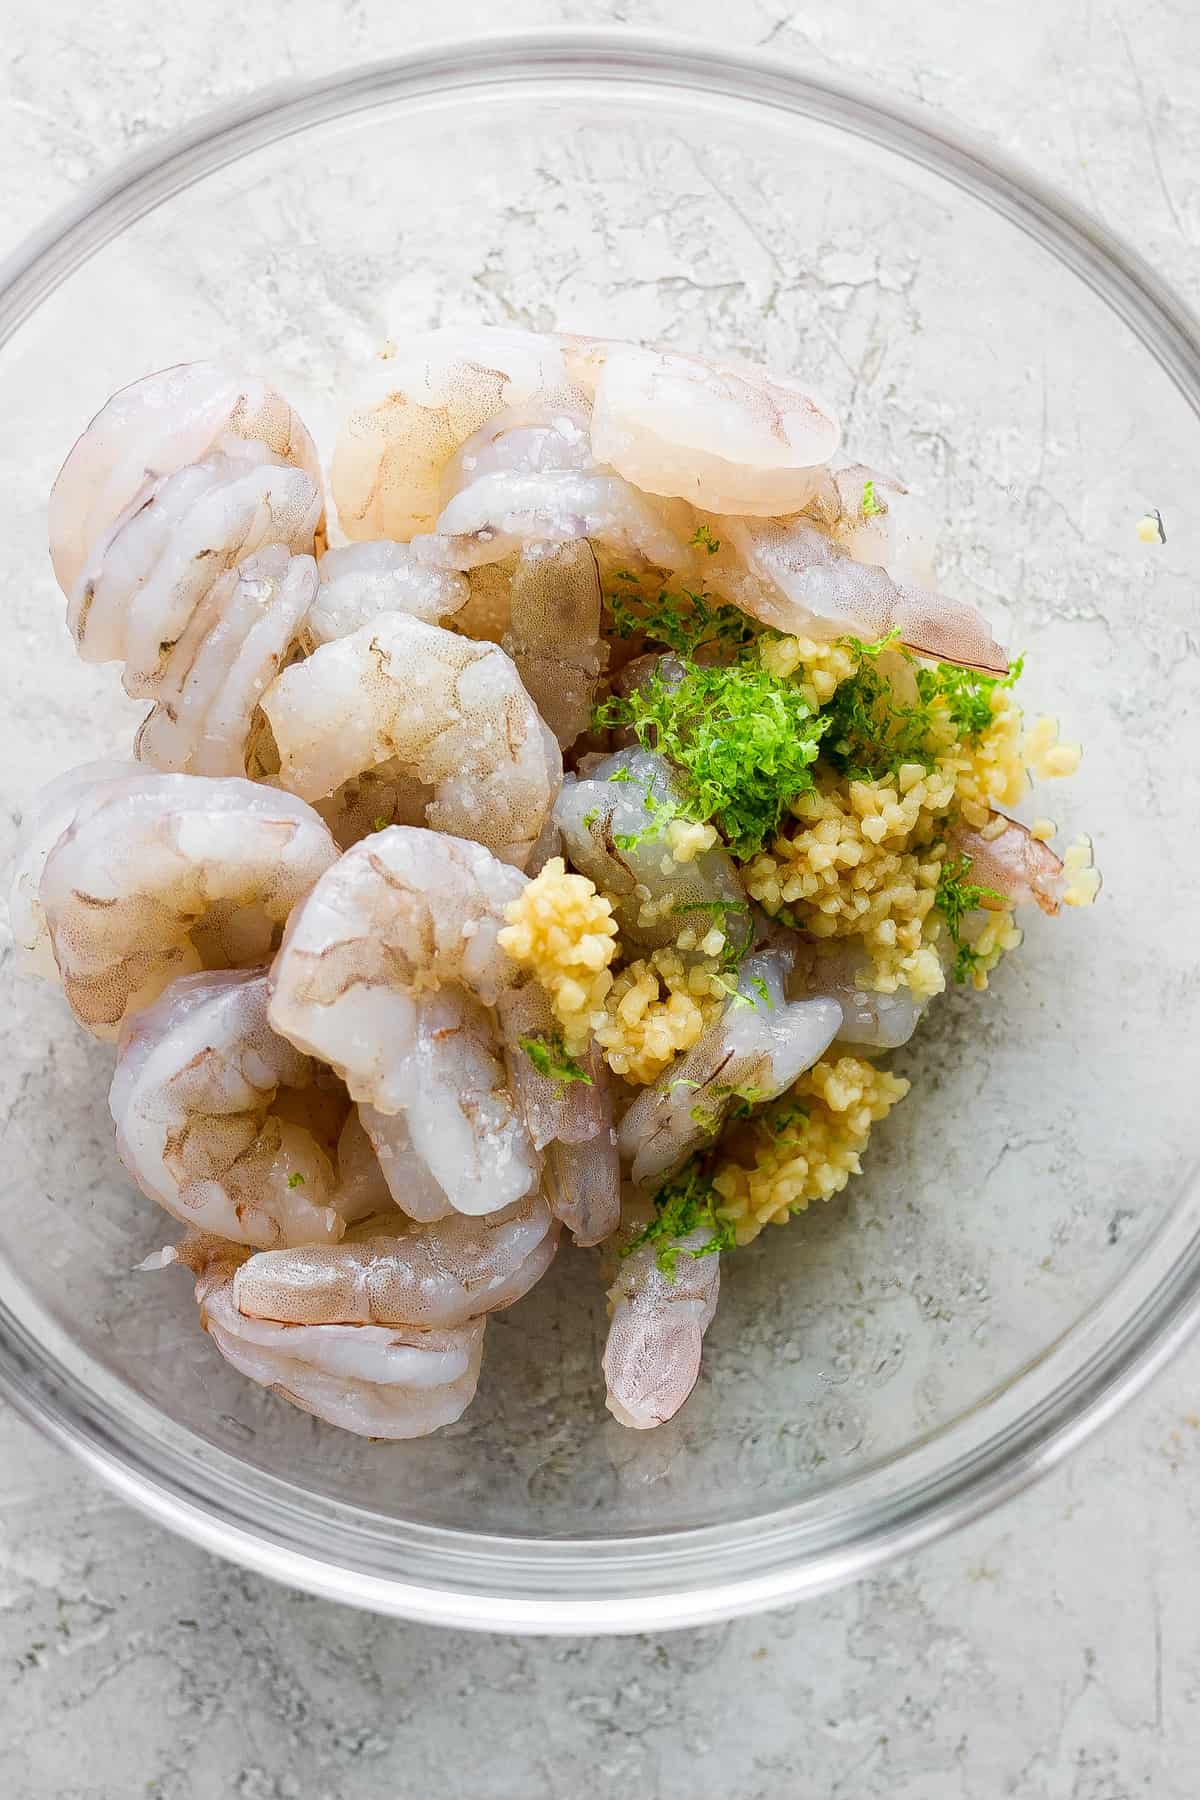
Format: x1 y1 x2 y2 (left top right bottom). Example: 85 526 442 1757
9 760 136 977
66 447 322 695
500 542 607 751
554 747 748 951
332 327 577 542
232 1190 557 1331
110 968 352 1248
185 1245 486 1439
564 338 841 517
37 769 338 1037
618 950 843 1187
356 1104 453 1222
786 938 927 1050
709 515 1008 674
260 612 562 868
303 541 468 648
268 826 540 1214
602 1211 721 1429
135 546 318 777
49 361 323 601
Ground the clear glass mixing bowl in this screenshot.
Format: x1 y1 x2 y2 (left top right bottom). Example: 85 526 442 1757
2 32 1199 1633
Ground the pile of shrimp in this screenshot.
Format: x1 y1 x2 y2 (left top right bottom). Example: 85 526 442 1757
9 332 1094 1440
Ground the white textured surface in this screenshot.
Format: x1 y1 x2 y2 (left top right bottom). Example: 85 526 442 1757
3 2 1200 1795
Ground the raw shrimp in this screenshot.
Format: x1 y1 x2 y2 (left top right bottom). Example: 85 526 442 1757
110 968 350 1248
951 813 1068 916
602 1214 720 1429
232 1190 557 1331
67 447 322 693
304 540 468 647
49 361 322 600
564 338 841 516
554 748 748 950
710 515 1008 674
268 827 540 1214
786 938 927 1049
803 461 938 587
37 769 338 1037
501 542 606 751
356 1105 453 1222
9 760 136 977
544 1124 621 1247
332 327 577 541
499 982 611 1152
618 951 843 1187
135 547 318 777
332 1108 396 1224
192 1250 486 1439
261 612 562 868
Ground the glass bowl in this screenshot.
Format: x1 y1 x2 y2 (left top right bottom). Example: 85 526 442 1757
2 31 1199 1634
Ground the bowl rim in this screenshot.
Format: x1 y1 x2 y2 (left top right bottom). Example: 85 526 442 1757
3 26 1200 1633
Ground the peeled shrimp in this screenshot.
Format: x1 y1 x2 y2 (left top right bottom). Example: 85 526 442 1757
710 515 1008 674
618 951 843 1187
37 769 338 1037
268 826 539 1214
564 338 841 516
260 613 562 868
951 813 1067 916
603 1215 720 1429
787 938 927 1049
49 361 322 601
554 748 747 950
233 1191 557 1331
356 1105 453 1222
66 447 322 694
191 1249 486 1439
110 968 351 1247
500 542 606 751
304 540 468 647
544 1129 621 1247
135 546 318 777
332 327 577 541
9 760 136 977
803 461 938 587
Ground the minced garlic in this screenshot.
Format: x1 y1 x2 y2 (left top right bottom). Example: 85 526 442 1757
497 857 619 1056
594 946 726 1084
712 1056 910 1245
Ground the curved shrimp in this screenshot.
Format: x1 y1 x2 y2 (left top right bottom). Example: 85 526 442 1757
554 747 748 950
9 760 136 977
710 516 1008 674
500 542 607 751
134 546 318 777
189 1249 486 1439
331 327 577 542
564 338 841 516
304 541 469 648
617 951 843 1188
232 1190 557 1331
544 1119 621 1247
602 1214 721 1430
355 1105 453 1222
260 612 562 868
110 968 354 1248
950 813 1068 916
67 448 322 694
36 769 338 1037
267 826 540 1214
49 361 323 601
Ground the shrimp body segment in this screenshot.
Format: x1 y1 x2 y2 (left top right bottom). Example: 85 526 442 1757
260 613 562 869
110 968 347 1248
603 1220 720 1430
37 770 339 1037
49 360 323 600
305 541 468 647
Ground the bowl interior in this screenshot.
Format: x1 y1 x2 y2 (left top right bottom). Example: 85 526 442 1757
3 57 1199 1548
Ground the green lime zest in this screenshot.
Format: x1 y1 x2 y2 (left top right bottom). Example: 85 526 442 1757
518 1033 593 1087
621 1157 735 1278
